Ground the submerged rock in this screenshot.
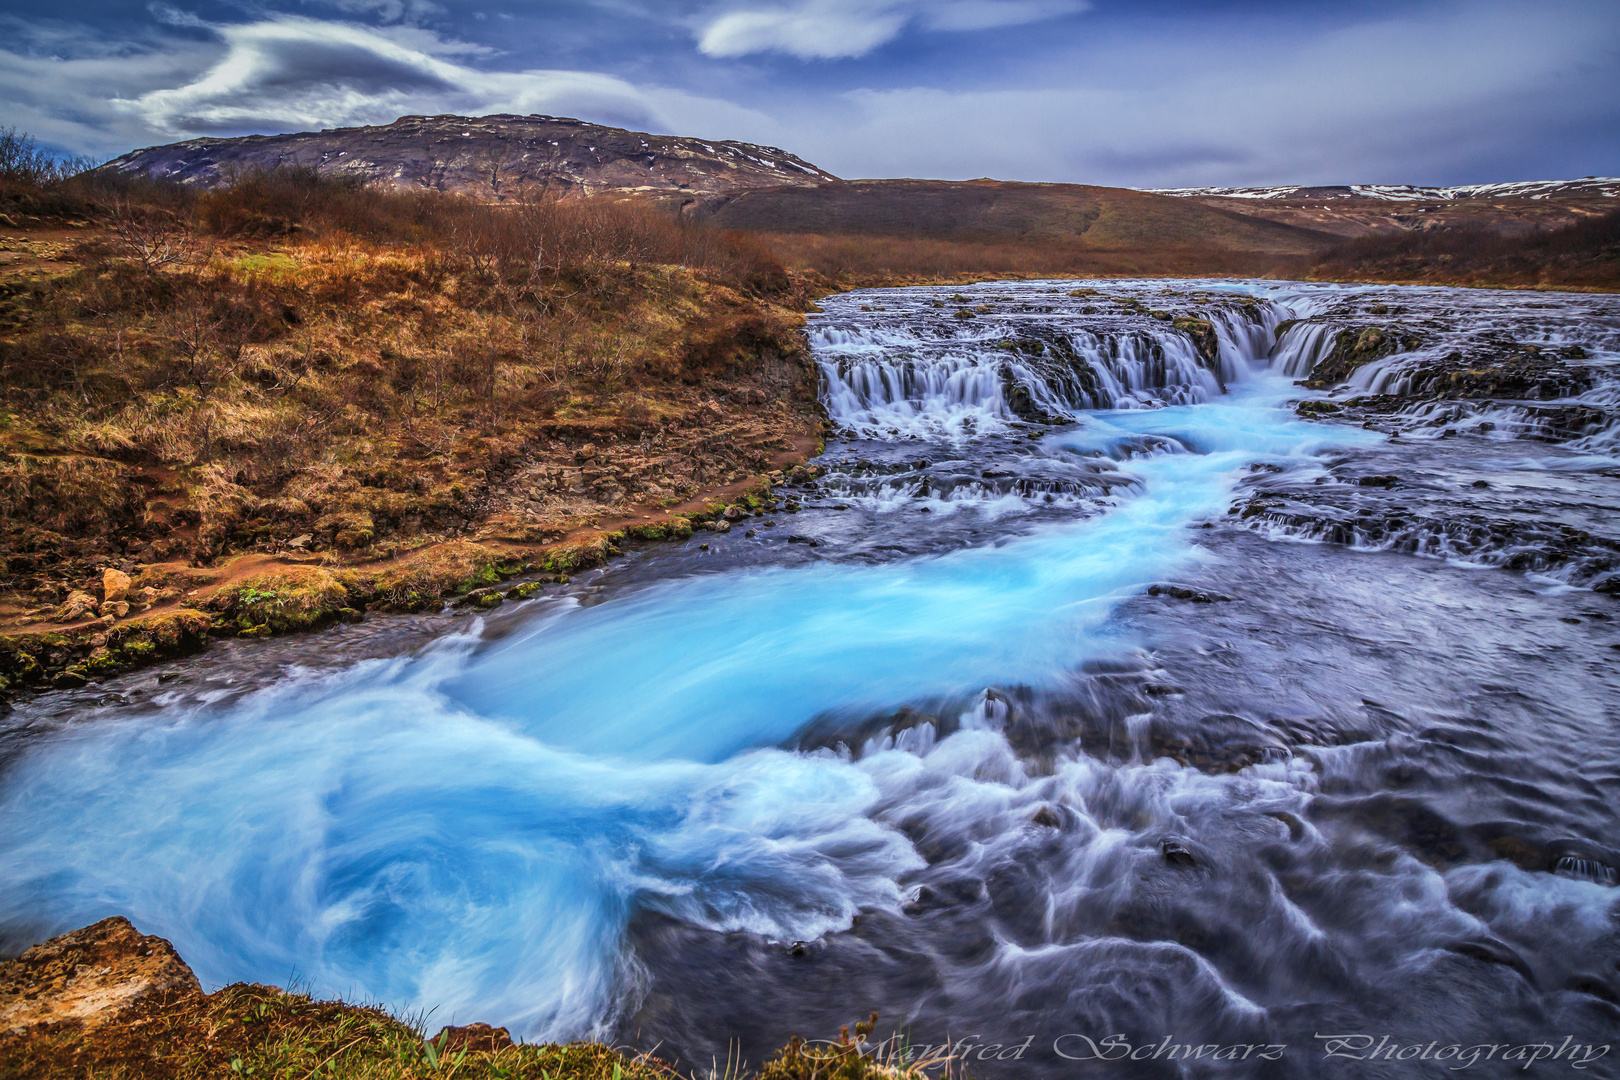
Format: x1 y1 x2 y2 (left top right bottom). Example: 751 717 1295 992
1159 837 1199 867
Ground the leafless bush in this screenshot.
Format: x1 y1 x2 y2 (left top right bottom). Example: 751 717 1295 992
110 197 193 271
0 127 93 187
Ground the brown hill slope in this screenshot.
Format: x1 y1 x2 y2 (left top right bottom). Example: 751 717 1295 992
698 179 1337 254
101 114 839 200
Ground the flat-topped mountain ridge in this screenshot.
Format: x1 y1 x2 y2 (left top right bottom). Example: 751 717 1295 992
101 113 840 200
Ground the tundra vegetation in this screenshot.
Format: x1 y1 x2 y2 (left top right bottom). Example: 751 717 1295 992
0 133 827 693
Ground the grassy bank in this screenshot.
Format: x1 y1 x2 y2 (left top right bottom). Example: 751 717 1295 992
0 919 941 1080
0 164 828 700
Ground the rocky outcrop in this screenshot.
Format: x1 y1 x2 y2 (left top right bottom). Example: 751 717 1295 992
0 917 200 1033
102 114 839 201
1304 325 1424 389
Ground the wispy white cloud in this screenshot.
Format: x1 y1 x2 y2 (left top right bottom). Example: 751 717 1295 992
0 14 770 158
696 0 1087 60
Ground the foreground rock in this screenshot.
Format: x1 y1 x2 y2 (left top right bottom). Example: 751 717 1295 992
0 916 198 1033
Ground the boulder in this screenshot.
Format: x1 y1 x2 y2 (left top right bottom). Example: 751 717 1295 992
0 916 201 1033
53 591 98 623
101 569 132 603
433 1022 514 1053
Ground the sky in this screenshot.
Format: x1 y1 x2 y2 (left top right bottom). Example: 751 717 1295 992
1 0 1617 188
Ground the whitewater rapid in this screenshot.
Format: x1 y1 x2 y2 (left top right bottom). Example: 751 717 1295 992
2 280 1617 1077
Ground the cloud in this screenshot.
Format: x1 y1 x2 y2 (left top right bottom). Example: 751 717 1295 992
696 0 1086 60
300 0 448 27
0 13 772 157
0 0 1615 187
772 0 1620 186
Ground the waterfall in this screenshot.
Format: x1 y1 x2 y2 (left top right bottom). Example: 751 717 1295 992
812 285 1288 439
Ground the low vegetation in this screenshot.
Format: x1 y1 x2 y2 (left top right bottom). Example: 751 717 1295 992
1307 208 1620 290
0 153 825 693
0 980 943 1080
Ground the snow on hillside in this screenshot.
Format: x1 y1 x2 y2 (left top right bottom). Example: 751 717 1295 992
1145 178 1620 201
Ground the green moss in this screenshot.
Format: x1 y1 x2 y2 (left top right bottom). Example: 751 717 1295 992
230 252 299 278
454 565 503 593
214 568 348 634
79 650 122 676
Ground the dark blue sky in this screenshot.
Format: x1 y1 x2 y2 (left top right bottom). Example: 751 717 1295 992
2 0 1616 186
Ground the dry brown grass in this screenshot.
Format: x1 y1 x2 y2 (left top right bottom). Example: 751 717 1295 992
757 231 1309 287
1305 208 1620 290
0 981 679 1080
0 169 817 600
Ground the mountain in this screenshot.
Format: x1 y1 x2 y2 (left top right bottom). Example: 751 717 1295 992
99 114 1610 247
100 113 839 201
1141 180 1619 238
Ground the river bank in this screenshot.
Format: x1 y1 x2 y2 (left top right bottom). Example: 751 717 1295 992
0 180 836 702
4 277 1616 1078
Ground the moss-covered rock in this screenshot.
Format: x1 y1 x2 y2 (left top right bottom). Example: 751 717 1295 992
211 567 348 634
1305 325 1423 388
1172 316 1219 364
1295 399 1342 417
0 608 212 698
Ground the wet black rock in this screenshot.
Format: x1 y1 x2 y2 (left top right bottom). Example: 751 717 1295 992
1305 326 1424 389
1159 837 1198 867
1149 713 1290 773
1029 806 1062 828
1146 584 1233 603
1446 939 1537 985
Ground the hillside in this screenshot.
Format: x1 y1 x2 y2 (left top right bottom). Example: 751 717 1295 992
1146 180 1619 240
699 178 1336 254
101 114 839 201
0 169 829 698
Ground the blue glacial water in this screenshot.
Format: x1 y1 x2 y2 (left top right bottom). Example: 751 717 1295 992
3 280 1620 1077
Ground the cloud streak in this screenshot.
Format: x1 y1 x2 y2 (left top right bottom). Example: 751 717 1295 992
0 14 769 157
696 0 1087 60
